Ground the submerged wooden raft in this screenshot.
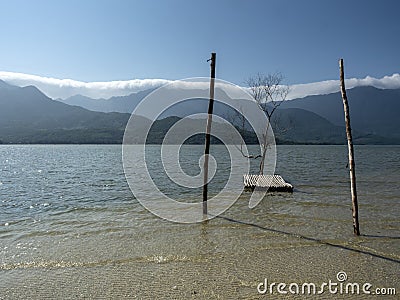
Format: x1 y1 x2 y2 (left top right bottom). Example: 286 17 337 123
243 174 293 192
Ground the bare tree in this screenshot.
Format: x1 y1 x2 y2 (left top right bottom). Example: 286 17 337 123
238 72 289 175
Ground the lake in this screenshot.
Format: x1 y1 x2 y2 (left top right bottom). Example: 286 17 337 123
0 145 399 298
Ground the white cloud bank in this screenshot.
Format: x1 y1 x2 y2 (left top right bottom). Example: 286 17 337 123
288 73 400 100
0 71 399 100
0 71 172 99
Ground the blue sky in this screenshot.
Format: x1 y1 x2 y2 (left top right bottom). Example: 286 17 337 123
1 0 399 87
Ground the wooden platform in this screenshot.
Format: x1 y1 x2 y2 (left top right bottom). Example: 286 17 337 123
243 174 293 192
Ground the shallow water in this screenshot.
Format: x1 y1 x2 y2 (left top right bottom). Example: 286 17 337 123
0 145 399 299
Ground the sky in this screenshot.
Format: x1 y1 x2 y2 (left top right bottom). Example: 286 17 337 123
0 0 399 98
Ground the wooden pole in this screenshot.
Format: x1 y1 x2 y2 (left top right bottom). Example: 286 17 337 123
339 58 360 236
203 52 216 219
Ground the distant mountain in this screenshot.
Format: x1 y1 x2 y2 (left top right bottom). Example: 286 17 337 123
0 80 396 144
59 88 156 113
282 86 400 141
0 80 19 90
272 108 344 144
0 80 132 143
57 85 400 143
271 108 392 144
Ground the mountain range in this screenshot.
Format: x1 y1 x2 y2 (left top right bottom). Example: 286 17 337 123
0 80 130 143
58 88 156 114
282 86 400 140
0 80 399 144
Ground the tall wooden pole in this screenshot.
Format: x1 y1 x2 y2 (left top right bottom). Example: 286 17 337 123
203 52 216 219
339 58 360 236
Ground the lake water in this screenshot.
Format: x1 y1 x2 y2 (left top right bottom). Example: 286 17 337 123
0 145 399 299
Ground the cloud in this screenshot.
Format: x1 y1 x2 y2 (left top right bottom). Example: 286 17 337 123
1 71 399 100
0 71 172 99
287 73 400 99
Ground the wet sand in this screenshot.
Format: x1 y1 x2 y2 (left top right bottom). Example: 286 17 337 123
1 211 399 299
